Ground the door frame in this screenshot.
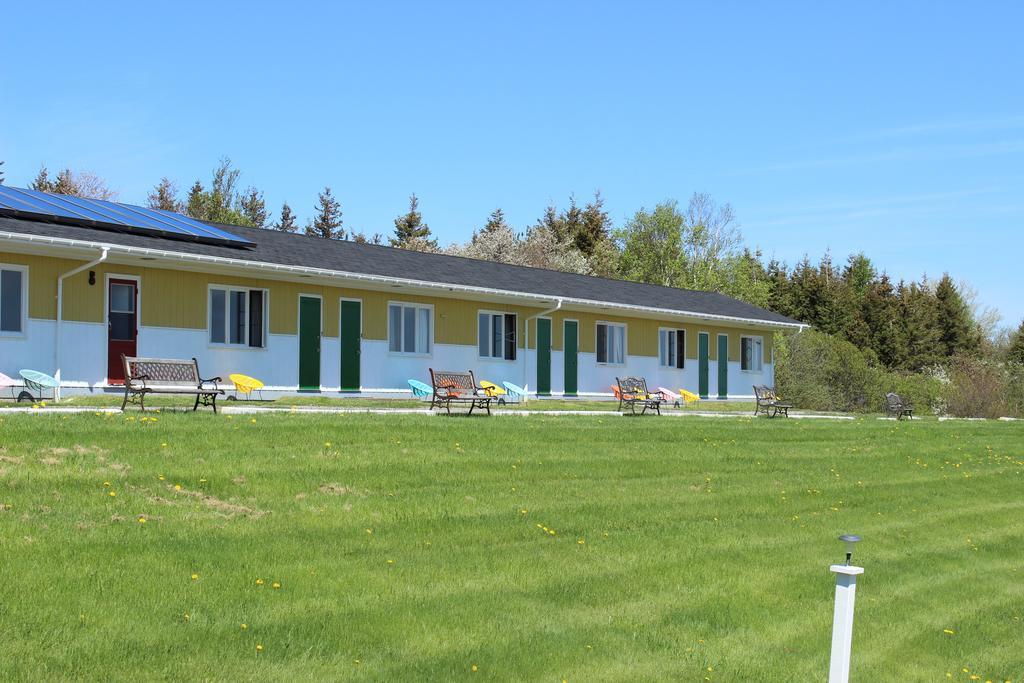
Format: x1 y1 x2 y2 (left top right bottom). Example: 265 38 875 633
717 333 729 400
535 315 552 396
105 273 141 384
338 297 362 392
562 318 579 397
698 331 710 399
297 293 323 392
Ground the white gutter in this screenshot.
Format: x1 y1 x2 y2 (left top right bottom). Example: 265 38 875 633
0 230 803 330
522 298 563 399
55 247 108 399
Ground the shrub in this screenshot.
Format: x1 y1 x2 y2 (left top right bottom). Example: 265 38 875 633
774 329 942 414
943 356 1022 419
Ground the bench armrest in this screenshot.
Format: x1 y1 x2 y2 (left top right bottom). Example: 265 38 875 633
199 376 221 390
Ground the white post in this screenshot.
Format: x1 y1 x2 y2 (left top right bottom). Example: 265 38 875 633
828 564 864 683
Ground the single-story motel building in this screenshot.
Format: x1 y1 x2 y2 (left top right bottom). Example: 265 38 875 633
0 187 804 400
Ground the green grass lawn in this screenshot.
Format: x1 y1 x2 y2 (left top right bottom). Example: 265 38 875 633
0 412 1021 681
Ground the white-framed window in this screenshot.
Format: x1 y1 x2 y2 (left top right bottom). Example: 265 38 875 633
0 264 27 335
478 311 517 361
209 286 266 348
659 328 685 369
388 302 432 355
741 335 764 372
596 322 626 365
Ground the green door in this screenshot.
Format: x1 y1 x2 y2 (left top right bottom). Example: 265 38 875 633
563 320 578 396
298 296 321 391
536 318 551 396
698 332 709 399
340 300 361 392
717 334 729 399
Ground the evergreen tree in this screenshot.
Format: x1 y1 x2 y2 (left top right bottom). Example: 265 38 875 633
147 178 183 212
862 274 906 368
843 253 876 296
273 202 299 233
900 279 943 370
185 181 208 220
238 187 268 228
460 208 521 263
30 167 55 192
934 273 980 357
1007 320 1024 365
308 186 343 239
390 194 437 251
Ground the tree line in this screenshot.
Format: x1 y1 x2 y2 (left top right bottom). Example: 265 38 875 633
9 158 1024 369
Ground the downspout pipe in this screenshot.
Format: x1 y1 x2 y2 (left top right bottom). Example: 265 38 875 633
55 248 109 399
522 298 563 400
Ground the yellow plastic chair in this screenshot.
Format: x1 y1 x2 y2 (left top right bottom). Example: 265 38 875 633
228 373 266 401
479 380 507 405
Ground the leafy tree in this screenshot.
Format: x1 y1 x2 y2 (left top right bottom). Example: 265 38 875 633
459 208 521 263
678 192 742 291
1007 321 1024 365
390 194 437 251
147 178 183 212
308 186 343 239
934 274 980 358
238 187 268 229
183 159 252 225
519 222 590 274
616 201 684 286
720 248 773 308
273 202 299 233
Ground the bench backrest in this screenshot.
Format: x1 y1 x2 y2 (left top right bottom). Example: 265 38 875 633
616 376 650 398
753 385 769 401
429 369 479 395
123 355 201 387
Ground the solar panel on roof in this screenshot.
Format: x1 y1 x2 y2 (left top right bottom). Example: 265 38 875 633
0 185 254 248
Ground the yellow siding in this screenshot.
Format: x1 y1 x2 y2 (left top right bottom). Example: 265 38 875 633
0 250 779 363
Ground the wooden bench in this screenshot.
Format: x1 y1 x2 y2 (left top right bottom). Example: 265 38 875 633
428 369 493 415
753 385 792 418
885 392 914 420
615 377 663 415
121 355 223 413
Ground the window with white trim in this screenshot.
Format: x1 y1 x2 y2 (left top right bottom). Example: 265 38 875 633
209 286 265 347
659 328 685 368
0 266 26 334
478 312 517 360
388 303 432 355
741 335 764 371
596 322 626 364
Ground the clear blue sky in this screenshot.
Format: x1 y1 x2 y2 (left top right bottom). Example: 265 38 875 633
2 2 1022 325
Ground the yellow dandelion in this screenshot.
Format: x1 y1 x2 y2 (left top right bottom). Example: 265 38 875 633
191 573 199 581
103 481 111 487
174 484 182 491
386 559 395 565
366 528 373 534
241 623 248 630
137 517 146 524
324 442 332 447
108 491 117 497
158 474 165 481
255 644 263 652
255 578 265 585
199 478 207 484
250 418 257 424
519 508 528 514
471 664 478 672
272 582 281 589
183 613 190 622
577 538 585 545
943 628 955 635
161 443 168 447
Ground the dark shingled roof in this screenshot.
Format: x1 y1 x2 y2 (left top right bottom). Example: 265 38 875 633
0 213 802 326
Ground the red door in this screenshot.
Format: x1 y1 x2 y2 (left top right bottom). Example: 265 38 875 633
107 279 138 384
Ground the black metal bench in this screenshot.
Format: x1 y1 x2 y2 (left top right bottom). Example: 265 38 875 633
885 392 914 420
615 376 663 415
753 385 792 418
121 355 223 412
428 369 493 415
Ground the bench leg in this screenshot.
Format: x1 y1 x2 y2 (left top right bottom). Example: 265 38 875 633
139 392 146 412
121 388 130 411
211 394 218 414
193 393 201 412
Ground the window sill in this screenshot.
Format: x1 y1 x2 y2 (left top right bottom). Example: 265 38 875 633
477 355 516 363
208 343 267 351
0 331 27 339
388 351 433 358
